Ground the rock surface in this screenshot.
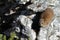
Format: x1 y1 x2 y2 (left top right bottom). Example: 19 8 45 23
0 0 60 40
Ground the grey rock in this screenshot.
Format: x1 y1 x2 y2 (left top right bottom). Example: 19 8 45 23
16 15 36 40
16 0 30 4
27 2 48 12
15 0 60 40
17 15 33 28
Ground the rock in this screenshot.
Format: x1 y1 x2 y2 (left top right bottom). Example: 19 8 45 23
15 27 20 33
31 0 46 4
53 6 60 16
27 14 36 19
27 2 48 12
16 15 36 40
0 0 60 40
16 15 33 28
37 16 60 40
5 10 16 16
37 27 48 40
22 28 36 40
16 0 30 4
47 0 59 6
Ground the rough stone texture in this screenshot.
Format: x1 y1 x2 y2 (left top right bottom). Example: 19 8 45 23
0 0 60 40
37 0 60 40
16 15 36 40
17 0 60 40
27 2 48 12
16 0 30 4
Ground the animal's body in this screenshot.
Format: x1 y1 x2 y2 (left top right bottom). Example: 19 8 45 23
39 8 54 27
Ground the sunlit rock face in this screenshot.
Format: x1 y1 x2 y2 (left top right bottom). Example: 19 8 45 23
0 0 60 40
14 0 60 40
37 16 60 40
37 0 60 40
27 2 48 12
16 0 30 4
27 0 48 12
20 0 60 40
16 14 36 40
27 0 60 12
53 6 60 17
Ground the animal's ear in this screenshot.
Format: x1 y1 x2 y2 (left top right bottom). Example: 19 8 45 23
39 8 54 27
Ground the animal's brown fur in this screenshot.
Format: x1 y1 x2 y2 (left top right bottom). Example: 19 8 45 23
39 8 54 27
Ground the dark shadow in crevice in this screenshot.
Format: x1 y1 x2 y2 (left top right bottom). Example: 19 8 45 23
32 11 44 40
